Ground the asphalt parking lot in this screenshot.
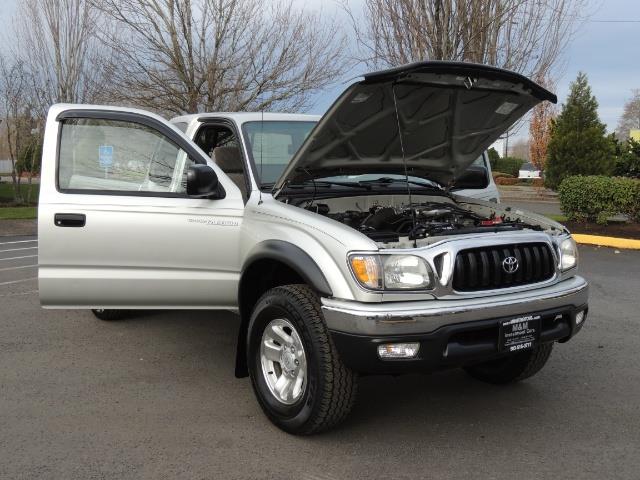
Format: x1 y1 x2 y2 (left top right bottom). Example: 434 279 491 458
1 236 639 479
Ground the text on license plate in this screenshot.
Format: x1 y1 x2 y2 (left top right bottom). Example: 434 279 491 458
499 314 541 352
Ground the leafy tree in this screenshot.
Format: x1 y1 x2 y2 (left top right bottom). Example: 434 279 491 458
545 72 615 189
529 76 555 171
16 134 42 177
614 138 640 178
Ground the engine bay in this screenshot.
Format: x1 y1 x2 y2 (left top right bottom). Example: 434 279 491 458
303 198 545 245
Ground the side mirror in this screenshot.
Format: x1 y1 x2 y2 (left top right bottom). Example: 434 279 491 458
451 166 490 190
187 164 220 197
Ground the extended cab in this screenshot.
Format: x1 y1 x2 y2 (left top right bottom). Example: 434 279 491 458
39 61 588 434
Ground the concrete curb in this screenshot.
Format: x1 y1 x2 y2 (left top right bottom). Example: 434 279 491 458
573 234 640 250
0 219 37 237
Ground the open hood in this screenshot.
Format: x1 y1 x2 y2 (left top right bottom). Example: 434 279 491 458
273 61 556 193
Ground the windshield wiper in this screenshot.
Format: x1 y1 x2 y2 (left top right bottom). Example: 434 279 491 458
286 180 372 190
359 177 443 190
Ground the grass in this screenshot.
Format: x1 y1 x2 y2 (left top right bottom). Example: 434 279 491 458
0 206 37 220
0 182 40 204
544 214 568 223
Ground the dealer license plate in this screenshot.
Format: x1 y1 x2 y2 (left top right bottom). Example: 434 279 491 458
499 315 541 353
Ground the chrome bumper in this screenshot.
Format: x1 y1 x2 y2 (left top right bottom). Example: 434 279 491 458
322 275 589 336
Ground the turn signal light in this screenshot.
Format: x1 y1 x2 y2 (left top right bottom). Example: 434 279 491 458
349 255 382 290
377 343 420 360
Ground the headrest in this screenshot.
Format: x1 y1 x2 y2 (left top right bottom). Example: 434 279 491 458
212 147 243 173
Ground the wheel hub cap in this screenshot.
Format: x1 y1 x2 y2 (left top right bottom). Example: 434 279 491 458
260 318 307 405
281 349 297 372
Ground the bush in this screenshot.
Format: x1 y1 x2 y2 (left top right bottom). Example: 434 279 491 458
495 177 519 185
493 156 524 177
558 175 640 224
492 171 514 179
614 138 640 178
532 178 545 188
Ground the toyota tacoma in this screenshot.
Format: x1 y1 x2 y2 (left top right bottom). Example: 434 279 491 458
38 61 588 434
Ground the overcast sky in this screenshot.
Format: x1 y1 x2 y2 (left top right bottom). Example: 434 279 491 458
300 0 640 137
1 0 638 134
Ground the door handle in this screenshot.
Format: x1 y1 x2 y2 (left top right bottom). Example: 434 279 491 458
54 213 86 227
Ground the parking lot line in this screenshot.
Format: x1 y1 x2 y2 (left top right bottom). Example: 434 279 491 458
0 264 37 272
0 277 37 286
0 247 38 253
0 240 38 246
0 255 38 262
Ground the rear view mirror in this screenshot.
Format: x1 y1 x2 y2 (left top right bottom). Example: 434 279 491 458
187 164 220 197
451 166 489 190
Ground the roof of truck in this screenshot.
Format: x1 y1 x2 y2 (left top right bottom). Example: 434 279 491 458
170 112 321 125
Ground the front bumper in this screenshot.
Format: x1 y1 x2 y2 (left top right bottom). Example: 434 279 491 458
322 275 588 374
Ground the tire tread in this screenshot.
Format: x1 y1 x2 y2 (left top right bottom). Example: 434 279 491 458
465 343 554 384
513 342 554 382
254 284 357 434
91 309 127 321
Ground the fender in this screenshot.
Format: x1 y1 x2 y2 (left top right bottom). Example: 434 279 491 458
235 240 333 377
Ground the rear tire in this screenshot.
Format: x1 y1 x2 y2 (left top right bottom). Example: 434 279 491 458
91 309 127 321
464 343 554 384
247 284 357 435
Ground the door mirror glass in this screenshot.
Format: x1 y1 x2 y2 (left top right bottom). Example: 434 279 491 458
187 164 220 197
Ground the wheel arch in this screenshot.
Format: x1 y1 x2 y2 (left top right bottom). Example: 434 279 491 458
234 240 332 377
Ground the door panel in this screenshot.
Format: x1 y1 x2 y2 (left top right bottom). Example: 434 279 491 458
39 105 244 309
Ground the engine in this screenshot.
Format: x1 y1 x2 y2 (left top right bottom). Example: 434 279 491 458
307 202 536 243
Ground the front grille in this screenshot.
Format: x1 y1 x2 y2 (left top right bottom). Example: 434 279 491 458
452 242 555 292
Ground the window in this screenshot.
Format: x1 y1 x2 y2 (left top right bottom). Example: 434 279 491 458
194 124 247 199
58 118 195 195
194 124 239 157
242 121 316 185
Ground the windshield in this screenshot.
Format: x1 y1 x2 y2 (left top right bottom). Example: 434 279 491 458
242 121 317 186
471 155 487 167
313 154 486 189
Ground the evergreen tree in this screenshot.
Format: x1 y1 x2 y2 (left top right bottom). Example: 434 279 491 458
545 72 615 189
487 147 501 169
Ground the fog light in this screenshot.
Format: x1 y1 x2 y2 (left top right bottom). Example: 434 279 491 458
377 343 420 360
575 310 585 325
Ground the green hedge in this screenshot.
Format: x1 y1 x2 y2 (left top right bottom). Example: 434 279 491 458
558 175 640 224
491 157 524 177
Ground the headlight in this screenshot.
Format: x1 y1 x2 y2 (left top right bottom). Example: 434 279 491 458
559 237 578 271
349 254 433 290
383 255 432 289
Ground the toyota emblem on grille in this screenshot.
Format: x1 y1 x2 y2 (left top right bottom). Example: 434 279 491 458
502 256 519 274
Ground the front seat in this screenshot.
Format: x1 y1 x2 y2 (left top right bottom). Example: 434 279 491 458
211 146 247 199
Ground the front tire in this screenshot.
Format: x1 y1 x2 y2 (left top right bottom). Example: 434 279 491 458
464 343 554 384
91 309 127 321
247 285 357 435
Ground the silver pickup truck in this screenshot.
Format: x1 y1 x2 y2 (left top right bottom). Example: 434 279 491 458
38 61 588 435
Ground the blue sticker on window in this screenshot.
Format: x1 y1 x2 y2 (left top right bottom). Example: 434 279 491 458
99 145 113 168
